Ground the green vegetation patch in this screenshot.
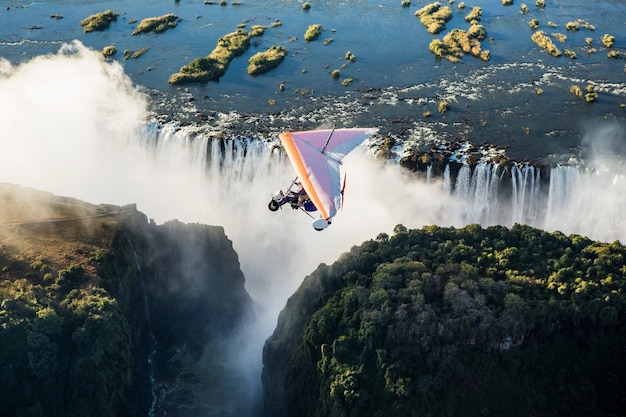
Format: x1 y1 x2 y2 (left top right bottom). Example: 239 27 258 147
415 2 453 34
79 10 119 33
429 38 462 62
247 45 288 76
464 6 482 23
564 49 576 59
430 25 490 62
585 84 599 102
304 24 323 42
341 77 354 86
169 29 252 84
570 84 583 98
565 21 580 31
602 34 615 48
132 13 179 35
128 47 149 59
102 45 116 56
250 25 266 37
531 30 561 56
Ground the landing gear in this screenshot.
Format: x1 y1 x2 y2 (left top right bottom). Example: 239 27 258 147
268 199 279 211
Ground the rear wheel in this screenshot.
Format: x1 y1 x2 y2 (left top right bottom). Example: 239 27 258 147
268 199 280 211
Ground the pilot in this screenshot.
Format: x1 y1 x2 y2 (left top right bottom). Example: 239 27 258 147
290 182 308 209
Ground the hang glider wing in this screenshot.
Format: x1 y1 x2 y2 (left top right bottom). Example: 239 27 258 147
279 127 378 223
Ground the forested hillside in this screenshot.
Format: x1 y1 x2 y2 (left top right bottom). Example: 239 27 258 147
263 224 626 417
0 184 254 417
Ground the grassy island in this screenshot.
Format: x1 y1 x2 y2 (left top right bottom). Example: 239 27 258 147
247 46 288 76
169 29 251 84
602 34 615 48
250 25 266 37
102 45 116 56
429 24 490 62
304 24 322 42
464 6 482 23
132 14 179 35
531 30 561 57
79 10 119 33
415 2 453 34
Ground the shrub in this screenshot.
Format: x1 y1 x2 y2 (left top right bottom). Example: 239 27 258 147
415 2 453 34
170 29 251 84
565 21 580 31
102 45 116 56
602 34 615 48
465 6 482 23
79 10 119 33
570 85 583 98
247 46 288 76
132 14 179 35
531 31 561 56
304 24 322 41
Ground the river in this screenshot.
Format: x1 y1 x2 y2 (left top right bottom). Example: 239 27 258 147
2 0 625 163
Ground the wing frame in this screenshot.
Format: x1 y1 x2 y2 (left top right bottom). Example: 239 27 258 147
279 127 378 220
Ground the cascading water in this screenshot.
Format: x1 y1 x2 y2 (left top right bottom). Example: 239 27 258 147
510 164 542 226
437 159 625 243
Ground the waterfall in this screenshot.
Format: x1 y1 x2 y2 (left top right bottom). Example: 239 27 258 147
449 164 501 225
511 164 541 225
437 160 625 243
544 165 626 242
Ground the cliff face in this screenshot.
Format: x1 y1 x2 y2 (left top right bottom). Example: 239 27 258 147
0 184 255 417
263 224 626 417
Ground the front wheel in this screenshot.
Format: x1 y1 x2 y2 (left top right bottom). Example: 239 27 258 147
268 199 280 211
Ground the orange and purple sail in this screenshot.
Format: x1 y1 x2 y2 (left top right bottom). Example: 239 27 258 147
279 127 378 228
